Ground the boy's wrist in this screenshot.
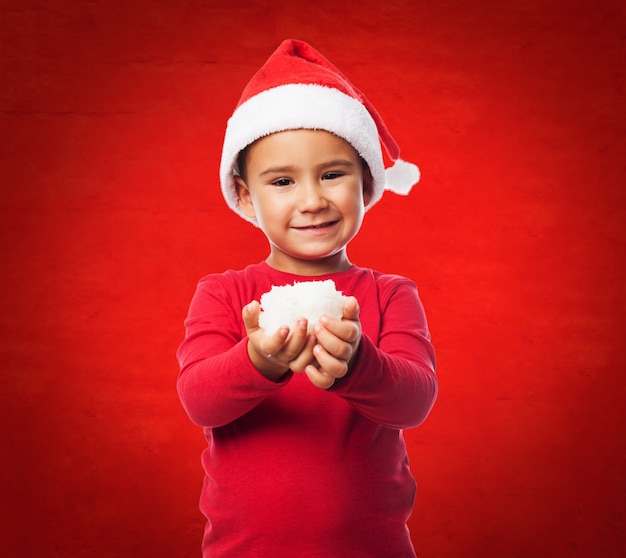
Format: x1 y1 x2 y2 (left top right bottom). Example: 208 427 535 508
247 339 289 382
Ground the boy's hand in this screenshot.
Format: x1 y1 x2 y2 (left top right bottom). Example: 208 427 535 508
304 296 362 389
242 301 316 381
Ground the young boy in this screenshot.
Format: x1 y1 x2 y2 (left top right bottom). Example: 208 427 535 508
177 39 438 557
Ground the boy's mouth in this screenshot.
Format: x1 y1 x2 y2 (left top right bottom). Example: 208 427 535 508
295 220 338 230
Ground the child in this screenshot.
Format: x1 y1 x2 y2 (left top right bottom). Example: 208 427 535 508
177 39 438 557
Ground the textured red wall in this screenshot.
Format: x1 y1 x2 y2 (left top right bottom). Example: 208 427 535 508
1 1 624 556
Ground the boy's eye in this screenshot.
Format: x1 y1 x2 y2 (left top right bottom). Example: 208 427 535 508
322 172 344 180
272 178 293 187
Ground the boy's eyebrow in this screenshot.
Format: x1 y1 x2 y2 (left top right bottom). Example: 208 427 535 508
320 159 357 169
259 159 356 177
259 165 297 177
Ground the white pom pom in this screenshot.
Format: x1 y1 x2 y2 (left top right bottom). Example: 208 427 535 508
384 159 420 195
258 280 346 335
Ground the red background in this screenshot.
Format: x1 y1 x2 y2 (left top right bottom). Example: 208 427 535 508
1 1 624 556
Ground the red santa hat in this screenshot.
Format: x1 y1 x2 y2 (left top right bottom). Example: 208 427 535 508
219 39 420 222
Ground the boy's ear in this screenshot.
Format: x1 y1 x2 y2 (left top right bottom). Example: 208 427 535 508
235 177 257 220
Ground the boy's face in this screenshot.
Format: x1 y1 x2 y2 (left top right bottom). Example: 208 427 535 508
235 129 372 275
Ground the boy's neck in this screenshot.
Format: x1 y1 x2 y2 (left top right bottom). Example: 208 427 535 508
265 251 352 277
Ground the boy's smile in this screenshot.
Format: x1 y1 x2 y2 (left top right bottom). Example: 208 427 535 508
235 129 372 276
293 220 339 231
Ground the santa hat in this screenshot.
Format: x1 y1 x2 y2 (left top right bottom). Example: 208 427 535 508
219 39 420 223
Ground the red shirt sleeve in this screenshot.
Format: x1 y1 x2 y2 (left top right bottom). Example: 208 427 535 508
330 275 437 429
176 276 292 427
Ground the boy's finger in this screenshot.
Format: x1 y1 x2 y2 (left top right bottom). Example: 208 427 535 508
242 301 261 330
313 344 349 378
261 326 290 357
279 319 308 360
286 318 308 345
288 335 316 372
316 317 359 346
304 364 335 389
341 296 360 320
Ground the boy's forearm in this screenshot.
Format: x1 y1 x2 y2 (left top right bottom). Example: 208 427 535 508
330 333 437 429
177 339 291 427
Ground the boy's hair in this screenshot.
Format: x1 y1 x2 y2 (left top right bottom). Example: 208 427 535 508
220 39 419 224
234 144 251 183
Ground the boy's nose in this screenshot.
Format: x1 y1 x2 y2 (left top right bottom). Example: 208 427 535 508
297 180 328 212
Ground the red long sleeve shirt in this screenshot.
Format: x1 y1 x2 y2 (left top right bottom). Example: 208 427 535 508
177 262 437 557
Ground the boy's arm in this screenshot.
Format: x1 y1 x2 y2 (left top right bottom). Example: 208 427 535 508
177 340 292 427
329 279 438 429
176 279 292 428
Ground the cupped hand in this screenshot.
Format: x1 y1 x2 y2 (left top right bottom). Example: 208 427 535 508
242 300 316 381
304 296 362 389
